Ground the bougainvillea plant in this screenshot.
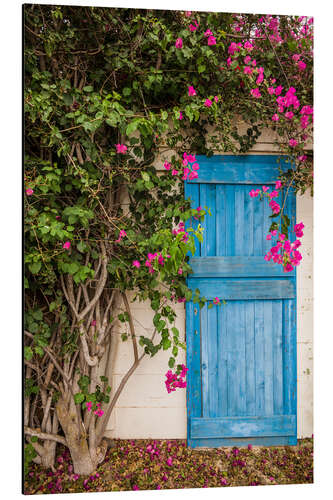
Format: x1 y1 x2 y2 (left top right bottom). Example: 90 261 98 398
24 6 313 476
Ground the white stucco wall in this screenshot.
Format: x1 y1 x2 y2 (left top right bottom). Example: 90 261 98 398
105 134 313 440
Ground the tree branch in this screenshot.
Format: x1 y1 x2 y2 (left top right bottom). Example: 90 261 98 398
24 426 67 446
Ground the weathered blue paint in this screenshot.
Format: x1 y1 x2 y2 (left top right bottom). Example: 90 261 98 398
185 155 297 448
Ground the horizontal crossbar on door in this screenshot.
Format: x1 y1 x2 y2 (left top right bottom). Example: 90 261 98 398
190 415 296 439
189 256 296 278
187 278 295 300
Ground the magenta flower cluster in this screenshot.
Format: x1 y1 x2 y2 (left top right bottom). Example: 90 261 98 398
86 401 104 417
165 364 188 393
249 181 304 272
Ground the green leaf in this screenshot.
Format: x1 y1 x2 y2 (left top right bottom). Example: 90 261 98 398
168 357 175 368
30 436 38 443
126 120 139 136
74 393 85 404
83 85 93 92
34 346 44 356
28 261 41 274
24 346 33 361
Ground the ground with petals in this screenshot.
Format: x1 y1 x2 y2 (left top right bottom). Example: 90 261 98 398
24 438 313 494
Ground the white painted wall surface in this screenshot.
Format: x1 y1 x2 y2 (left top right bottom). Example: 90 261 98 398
105 141 313 440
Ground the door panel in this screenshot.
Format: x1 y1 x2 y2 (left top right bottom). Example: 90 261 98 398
185 155 297 448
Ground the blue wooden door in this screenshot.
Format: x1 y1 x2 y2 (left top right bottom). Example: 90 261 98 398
185 155 297 448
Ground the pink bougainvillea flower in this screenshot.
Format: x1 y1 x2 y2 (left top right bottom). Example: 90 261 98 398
256 72 264 85
244 41 253 51
228 42 238 55
285 111 294 120
188 86 197 96
214 96 219 102
86 401 92 411
189 20 199 32
262 186 269 192
267 86 275 95
268 190 279 199
26 188 34 196
178 268 183 275
207 36 217 45
284 263 294 272
289 138 298 147
164 162 171 170
132 260 141 268
272 113 279 122
166 457 173 466
91 320 96 327
292 54 300 62
274 85 283 96
294 222 304 237
248 444 253 450
249 189 260 198
185 11 192 17
269 200 280 214
244 55 252 64
115 229 127 243
204 98 212 107
204 29 213 37
171 169 178 176
250 88 261 98
271 229 278 236
175 38 183 49
298 60 306 71
251 59 257 66
244 66 253 75
63 241 71 250
213 297 220 305
178 111 183 120
275 180 282 189
298 155 307 162
94 409 104 417
115 144 127 154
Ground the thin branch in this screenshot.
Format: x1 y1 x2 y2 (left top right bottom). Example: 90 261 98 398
24 426 67 446
121 292 138 362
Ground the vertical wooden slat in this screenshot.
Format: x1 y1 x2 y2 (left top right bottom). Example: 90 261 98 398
244 185 254 256
200 184 216 256
235 187 244 256
283 299 297 416
273 300 283 414
255 300 265 416
186 301 202 420
237 301 247 416
263 301 274 415
245 301 256 416
185 183 200 256
218 303 228 416
216 185 226 256
263 187 272 255
207 305 218 417
253 189 264 255
225 185 235 256
200 303 209 417
227 301 239 416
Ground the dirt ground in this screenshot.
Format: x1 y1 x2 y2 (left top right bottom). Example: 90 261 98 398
24 437 313 494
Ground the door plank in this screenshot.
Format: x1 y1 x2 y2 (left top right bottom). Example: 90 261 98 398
190 415 296 438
